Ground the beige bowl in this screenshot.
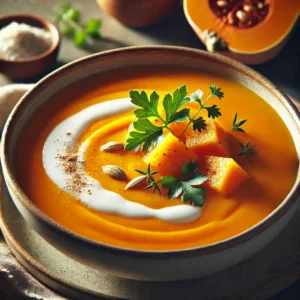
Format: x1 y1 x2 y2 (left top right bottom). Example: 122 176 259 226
1 47 300 281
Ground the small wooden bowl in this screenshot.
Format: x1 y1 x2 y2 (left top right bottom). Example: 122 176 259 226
0 14 60 80
96 0 177 28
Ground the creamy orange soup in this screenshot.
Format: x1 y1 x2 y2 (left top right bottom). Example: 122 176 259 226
16 67 298 250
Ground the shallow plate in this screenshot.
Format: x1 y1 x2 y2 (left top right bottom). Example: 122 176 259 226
1 175 300 300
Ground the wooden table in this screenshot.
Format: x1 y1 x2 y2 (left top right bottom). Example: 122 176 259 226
1 1 300 299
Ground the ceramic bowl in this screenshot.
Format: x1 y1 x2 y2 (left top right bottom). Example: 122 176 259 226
96 0 177 28
0 14 60 80
1 47 300 281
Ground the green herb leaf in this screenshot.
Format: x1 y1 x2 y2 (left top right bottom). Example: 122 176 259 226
161 176 178 188
60 23 75 36
169 108 190 124
181 161 198 177
232 113 247 133
205 104 221 119
135 165 161 195
181 182 206 206
126 85 225 151
130 90 160 119
184 173 208 186
55 3 102 48
65 8 81 22
61 2 71 14
192 117 207 132
163 85 189 123
162 160 208 206
238 141 256 160
209 84 224 99
125 119 163 151
85 19 102 38
190 89 204 103
168 184 183 199
74 30 86 47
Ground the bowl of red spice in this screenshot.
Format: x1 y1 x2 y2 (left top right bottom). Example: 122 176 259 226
0 14 60 80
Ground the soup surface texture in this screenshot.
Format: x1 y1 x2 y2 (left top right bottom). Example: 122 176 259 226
16 67 298 250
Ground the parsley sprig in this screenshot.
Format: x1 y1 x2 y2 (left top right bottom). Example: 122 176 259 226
232 113 247 133
180 84 223 135
238 141 256 160
135 165 162 195
55 2 102 47
125 84 223 151
161 161 208 207
125 86 190 151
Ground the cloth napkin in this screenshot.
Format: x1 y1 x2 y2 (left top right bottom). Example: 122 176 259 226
0 82 65 299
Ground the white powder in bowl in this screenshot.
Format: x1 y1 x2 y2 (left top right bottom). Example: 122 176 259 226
0 22 53 61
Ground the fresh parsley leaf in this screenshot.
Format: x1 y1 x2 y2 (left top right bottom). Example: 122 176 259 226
125 119 163 151
161 176 177 188
126 84 225 150
181 160 198 177
205 104 221 119
65 8 81 22
74 30 86 47
181 182 206 207
238 141 256 160
85 19 101 38
232 113 247 133
168 184 183 199
192 117 207 132
209 84 224 99
130 90 160 119
169 108 190 124
184 173 208 186
162 161 208 207
179 84 224 137
61 2 71 14
55 3 102 48
190 89 204 103
163 85 190 123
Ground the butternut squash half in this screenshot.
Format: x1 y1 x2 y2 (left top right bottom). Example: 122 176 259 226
184 0 300 64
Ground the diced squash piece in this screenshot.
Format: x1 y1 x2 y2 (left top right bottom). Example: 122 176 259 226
202 156 249 196
144 133 198 177
168 106 199 142
186 120 228 157
168 120 190 142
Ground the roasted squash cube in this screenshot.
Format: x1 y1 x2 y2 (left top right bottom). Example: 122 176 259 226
144 133 198 177
202 156 249 196
186 120 228 157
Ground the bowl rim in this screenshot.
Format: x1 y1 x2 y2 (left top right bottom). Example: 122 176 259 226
0 13 60 63
1 46 300 259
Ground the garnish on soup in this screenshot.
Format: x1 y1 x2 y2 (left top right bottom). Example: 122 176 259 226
232 112 247 133
120 85 249 206
16 67 298 250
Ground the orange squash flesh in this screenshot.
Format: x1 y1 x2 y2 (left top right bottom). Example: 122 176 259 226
184 0 300 63
186 119 228 157
15 66 298 251
144 133 198 177
201 156 249 196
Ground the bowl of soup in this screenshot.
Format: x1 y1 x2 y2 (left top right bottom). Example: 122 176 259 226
1 46 299 281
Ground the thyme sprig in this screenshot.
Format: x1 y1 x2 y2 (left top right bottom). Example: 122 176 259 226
238 141 257 160
135 164 162 195
232 113 247 133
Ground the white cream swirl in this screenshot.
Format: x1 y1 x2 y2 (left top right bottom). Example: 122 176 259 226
43 99 201 224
